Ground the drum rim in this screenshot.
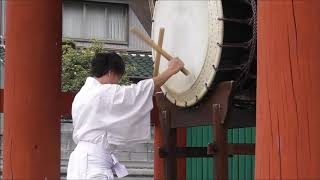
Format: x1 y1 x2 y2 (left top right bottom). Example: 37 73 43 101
152 0 224 107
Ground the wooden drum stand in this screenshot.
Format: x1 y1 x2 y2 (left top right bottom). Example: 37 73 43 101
156 81 255 180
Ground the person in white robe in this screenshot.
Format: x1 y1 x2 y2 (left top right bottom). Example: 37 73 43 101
67 52 184 179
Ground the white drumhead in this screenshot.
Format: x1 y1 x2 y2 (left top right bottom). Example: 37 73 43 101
152 0 223 107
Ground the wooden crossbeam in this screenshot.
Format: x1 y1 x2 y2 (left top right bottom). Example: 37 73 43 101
159 144 255 158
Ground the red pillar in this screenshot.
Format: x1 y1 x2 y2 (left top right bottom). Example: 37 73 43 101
153 107 186 180
153 115 165 180
3 0 62 179
256 1 320 179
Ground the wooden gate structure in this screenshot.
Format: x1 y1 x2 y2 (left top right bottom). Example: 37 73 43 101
156 81 255 180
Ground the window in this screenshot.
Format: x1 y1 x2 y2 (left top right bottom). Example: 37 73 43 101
63 1 128 43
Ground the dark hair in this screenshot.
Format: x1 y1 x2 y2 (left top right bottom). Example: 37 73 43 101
91 52 125 78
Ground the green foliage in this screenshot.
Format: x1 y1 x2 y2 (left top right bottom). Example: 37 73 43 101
61 40 136 92
118 54 137 85
0 46 4 64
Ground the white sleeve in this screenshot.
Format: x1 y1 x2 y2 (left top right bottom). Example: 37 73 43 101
101 79 154 146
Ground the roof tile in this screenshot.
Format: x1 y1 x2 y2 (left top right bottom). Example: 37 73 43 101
121 52 154 78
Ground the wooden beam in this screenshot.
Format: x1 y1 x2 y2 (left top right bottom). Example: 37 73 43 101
227 144 255 155
159 144 255 158
213 104 228 180
156 81 233 128
129 0 152 35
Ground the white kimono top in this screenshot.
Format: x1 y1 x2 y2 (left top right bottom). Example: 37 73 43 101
67 77 154 179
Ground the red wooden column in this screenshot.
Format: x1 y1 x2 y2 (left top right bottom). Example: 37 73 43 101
257 1 320 179
153 106 165 180
3 0 62 179
153 103 186 180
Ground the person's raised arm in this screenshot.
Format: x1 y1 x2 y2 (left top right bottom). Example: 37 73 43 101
152 57 184 91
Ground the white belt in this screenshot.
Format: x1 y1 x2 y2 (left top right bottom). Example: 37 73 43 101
110 153 128 178
77 141 128 178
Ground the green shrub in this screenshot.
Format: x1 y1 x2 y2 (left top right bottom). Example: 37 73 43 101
62 40 136 92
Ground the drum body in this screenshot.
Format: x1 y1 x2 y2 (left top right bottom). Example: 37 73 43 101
152 0 257 108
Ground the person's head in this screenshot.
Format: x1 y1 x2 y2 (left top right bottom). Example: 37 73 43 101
91 52 125 84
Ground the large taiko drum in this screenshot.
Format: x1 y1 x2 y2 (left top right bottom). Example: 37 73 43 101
152 0 256 108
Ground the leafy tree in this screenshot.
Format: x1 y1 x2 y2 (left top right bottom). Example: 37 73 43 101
61 40 136 92
0 46 4 64
0 41 135 91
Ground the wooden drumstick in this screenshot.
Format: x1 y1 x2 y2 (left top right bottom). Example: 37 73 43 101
153 28 165 77
130 27 190 76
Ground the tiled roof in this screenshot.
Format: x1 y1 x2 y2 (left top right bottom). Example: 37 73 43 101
120 52 154 79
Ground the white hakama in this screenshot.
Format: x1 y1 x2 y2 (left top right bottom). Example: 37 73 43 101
67 77 154 179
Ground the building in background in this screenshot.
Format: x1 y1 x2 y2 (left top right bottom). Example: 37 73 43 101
0 0 154 179
62 0 150 52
